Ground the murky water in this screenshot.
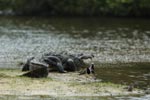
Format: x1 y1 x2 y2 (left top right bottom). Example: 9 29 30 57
0 16 150 68
0 16 150 99
97 63 150 88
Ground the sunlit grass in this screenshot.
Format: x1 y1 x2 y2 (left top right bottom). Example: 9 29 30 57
0 69 142 96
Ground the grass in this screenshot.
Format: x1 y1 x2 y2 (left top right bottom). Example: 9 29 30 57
0 69 143 97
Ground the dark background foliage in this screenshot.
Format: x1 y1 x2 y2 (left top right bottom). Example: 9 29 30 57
0 0 150 17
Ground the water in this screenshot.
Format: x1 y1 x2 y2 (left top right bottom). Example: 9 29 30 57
96 63 150 89
0 17 150 68
0 16 150 99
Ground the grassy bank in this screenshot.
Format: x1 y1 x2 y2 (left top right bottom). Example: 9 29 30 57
0 69 143 97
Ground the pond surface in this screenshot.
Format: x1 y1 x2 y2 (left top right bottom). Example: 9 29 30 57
97 63 150 89
0 16 150 99
0 16 150 68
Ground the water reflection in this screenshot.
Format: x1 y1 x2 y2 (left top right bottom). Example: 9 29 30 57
96 63 150 90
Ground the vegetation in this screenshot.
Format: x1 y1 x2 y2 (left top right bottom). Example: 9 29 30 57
0 69 142 96
0 0 150 17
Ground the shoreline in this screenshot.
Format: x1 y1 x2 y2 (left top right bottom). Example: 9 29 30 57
0 69 144 97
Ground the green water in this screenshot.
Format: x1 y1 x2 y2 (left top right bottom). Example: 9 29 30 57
0 16 150 99
96 63 150 89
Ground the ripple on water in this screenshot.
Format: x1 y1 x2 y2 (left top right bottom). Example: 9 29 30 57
0 30 150 68
0 17 150 68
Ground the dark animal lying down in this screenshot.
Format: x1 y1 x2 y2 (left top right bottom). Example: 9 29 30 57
22 52 94 78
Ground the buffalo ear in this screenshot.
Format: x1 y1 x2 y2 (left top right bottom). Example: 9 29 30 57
86 68 90 74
